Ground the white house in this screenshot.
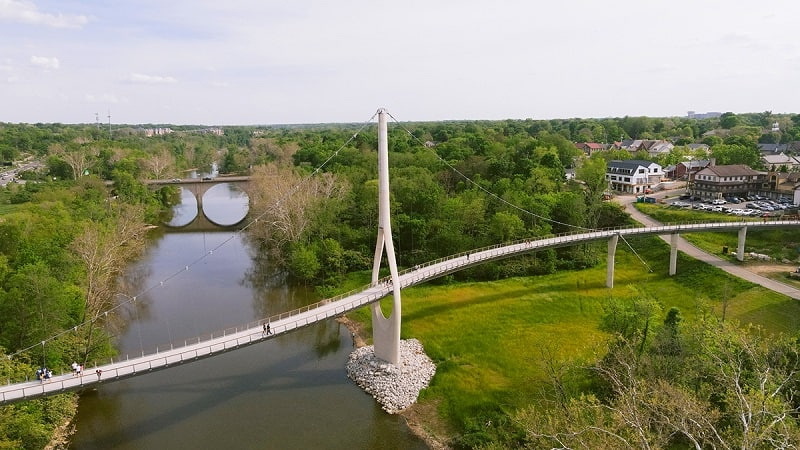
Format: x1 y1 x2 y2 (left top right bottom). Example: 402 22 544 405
606 160 663 194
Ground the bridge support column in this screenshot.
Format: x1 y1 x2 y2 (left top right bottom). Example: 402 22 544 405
669 232 679 276
607 234 619 288
737 226 747 262
370 108 402 366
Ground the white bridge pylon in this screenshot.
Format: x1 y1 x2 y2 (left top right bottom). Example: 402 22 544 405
370 108 403 365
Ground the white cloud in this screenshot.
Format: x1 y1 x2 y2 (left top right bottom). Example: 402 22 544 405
30 55 58 69
0 0 88 28
125 73 177 84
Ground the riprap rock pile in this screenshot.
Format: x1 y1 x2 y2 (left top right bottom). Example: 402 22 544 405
346 339 436 413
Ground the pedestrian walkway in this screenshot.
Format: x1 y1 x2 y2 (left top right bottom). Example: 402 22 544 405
616 193 800 300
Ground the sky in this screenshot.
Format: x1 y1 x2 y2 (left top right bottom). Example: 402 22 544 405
1 0 799 125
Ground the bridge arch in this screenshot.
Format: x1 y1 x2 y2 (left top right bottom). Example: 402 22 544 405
150 177 252 231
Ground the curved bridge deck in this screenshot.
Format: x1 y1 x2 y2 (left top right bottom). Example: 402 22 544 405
2 219 798 404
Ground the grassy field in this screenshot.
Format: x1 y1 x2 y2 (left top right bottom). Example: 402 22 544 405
0 203 19 215
346 234 800 444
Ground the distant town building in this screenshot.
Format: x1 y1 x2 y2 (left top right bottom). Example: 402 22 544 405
574 142 608 157
606 160 663 194
198 127 224 136
762 153 800 171
687 111 722 119
666 159 713 180
690 164 766 200
758 143 789 155
143 127 173 137
612 139 674 158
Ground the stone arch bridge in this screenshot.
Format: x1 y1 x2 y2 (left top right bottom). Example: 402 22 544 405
147 176 252 230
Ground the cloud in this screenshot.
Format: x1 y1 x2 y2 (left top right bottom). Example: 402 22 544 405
125 73 177 84
30 55 58 69
0 0 88 28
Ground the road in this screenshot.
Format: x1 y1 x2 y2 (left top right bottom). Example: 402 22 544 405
0 160 43 186
614 190 800 300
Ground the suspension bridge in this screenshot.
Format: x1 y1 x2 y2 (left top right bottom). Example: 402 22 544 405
2 109 799 405
2 219 799 405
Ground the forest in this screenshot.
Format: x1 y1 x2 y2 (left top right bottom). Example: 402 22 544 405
0 110 799 448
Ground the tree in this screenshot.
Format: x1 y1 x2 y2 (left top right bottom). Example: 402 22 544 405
720 112 740 129
711 144 762 168
70 205 147 362
49 144 96 179
488 211 525 242
575 157 609 229
247 163 349 265
139 146 176 179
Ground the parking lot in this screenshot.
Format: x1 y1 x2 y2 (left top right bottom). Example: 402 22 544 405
667 194 797 217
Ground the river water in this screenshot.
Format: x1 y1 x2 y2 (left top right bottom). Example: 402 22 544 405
69 184 427 449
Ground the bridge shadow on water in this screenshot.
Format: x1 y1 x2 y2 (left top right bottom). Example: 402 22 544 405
76 330 352 448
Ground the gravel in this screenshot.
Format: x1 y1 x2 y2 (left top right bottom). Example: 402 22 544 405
346 339 436 414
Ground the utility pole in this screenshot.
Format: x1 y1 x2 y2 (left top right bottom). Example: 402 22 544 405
107 110 112 139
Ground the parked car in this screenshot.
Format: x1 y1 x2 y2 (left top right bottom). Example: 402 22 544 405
711 199 726 205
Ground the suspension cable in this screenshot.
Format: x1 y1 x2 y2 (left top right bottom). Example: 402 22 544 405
385 112 656 271
386 112 594 233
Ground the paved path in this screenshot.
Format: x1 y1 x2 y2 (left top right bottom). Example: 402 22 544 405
615 192 800 300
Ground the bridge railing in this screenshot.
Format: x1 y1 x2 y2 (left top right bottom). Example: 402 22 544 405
135 217 800 356
1 286 392 403
6 218 799 397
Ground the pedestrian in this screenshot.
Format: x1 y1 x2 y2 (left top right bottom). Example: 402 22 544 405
71 362 79 376
266 323 272 335
262 323 267 336
95 369 102 380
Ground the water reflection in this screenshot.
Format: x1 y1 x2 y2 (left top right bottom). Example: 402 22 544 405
164 183 249 228
202 184 249 226
165 188 197 227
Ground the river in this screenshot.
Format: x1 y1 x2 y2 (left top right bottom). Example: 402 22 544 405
69 183 427 449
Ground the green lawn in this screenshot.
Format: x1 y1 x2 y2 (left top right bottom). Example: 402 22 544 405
0 204 20 216
347 234 800 442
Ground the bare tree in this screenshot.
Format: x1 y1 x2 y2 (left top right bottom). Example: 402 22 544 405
139 146 176 180
50 144 97 179
247 163 349 258
70 204 148 362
